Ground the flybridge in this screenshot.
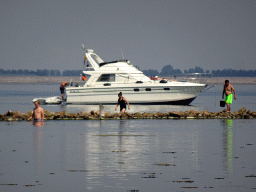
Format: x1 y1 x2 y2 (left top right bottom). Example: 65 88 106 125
85 49 131 69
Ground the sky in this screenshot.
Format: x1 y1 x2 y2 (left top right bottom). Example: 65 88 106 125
1 0 255 73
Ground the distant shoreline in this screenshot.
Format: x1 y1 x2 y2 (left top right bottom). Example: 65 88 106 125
0 76 255 84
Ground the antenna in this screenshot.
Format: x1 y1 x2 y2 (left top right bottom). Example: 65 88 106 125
121 49 124 60
82 44 85 50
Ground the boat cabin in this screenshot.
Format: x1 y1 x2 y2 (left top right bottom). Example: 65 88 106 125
82 50 151 87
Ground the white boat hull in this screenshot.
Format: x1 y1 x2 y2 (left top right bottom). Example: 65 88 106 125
66 83 207 105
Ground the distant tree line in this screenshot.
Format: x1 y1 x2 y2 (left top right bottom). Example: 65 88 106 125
0 66 255 77
142 65 256 77
62 70 83 76
0 69 81 76
211 69 256 77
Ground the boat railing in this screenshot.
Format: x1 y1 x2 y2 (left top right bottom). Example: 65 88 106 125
163 73 212 84
116 74 142 83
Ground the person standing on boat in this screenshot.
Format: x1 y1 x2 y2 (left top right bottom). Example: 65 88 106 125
222 80 236 112
115 92 130 113
60 81 68 101
27 100 44 122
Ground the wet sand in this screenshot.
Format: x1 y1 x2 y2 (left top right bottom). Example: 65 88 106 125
0 76 255 84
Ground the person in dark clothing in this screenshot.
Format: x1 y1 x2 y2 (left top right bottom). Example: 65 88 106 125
115 92 130 113
60 81 68 100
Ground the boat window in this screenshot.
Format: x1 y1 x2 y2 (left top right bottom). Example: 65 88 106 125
104 83 111 86
97 74 115 82
145 88 151 91
164 88 170 90
134 88 139 92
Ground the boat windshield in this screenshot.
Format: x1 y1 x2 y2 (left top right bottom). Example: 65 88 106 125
91 54 102 65
99 60 128 67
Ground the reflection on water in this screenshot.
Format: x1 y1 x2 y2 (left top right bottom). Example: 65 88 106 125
34 125 44 178
29 120 199 190
221 119 234 174
24 120 233 190
60 103 204 114
1 119 256 192
33 121 44 128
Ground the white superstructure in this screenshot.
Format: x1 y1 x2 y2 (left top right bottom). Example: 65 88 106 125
65 49 207 105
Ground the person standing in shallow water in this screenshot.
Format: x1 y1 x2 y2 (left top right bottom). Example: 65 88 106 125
60 81 68 100
115 92 130 113
27 100 44 122
222 80 236 112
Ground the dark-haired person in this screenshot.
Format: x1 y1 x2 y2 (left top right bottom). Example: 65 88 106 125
27 100 44 122
222 80 236 112
60 81 68 100
115 92 130 113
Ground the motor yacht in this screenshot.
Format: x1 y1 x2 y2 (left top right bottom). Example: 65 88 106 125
65 49 207 105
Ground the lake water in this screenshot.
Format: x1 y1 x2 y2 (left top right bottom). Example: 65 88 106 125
0 83 256 192
0 83 256 114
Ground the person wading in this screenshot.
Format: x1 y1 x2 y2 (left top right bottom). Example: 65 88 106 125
115 92 130 113
27 100 44 122
60 81 68 101
222 80 236 112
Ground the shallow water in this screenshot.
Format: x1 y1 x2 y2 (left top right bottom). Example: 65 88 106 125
0 83 256 192
0 119 256 192
0 83 256 114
